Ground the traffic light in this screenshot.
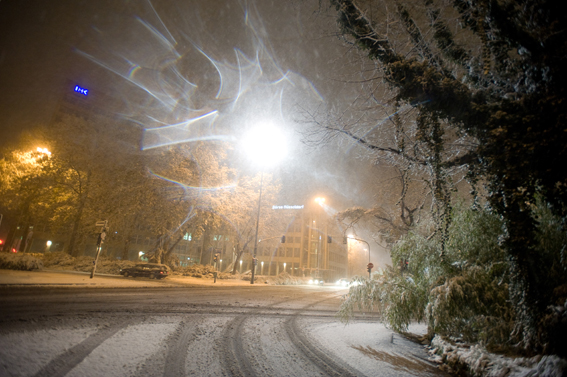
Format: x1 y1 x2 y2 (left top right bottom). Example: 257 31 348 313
327 235 332 243
281 235 285 243
343 236 348 244
367 267 371 273
213 254 219 263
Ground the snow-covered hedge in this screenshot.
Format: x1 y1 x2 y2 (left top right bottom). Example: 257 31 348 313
429 335 567 376
265 272 304 285
174 264 238 280
0 253 43 271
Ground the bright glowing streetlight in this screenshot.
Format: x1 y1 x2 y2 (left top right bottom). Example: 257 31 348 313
36 147 51 157
315 197 325 205
244 123 287 284
242 123 287 168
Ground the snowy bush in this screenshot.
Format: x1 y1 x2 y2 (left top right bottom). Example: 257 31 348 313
266 272 304 285
175 264 216 278
429 335 567 376
174 264 235 279
339 204 514 349
0 253 43 271
40 252 76 268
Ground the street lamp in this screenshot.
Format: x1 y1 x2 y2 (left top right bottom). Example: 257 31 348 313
348 235 372 279
36 147 51 157
243 123 287 284
314 197 326 279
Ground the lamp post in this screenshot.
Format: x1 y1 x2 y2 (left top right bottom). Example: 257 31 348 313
348 235 372 279
243 123 287 285
314 197 326 279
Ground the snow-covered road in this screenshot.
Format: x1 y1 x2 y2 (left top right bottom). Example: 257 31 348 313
0 274 449 377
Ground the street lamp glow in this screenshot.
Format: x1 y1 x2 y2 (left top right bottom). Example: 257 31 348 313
242 123 287 167
246 123 287 285
46 240 52 246
36 147 51 157
315 197 325 205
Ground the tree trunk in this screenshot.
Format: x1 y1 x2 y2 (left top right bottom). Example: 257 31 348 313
67 172 90 257
231 243 242 275
121 237 131 261
67 190 88 257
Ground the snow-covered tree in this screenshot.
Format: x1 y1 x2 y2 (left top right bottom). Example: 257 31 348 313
328 0 567 354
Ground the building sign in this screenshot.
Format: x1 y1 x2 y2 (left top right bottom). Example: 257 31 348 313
74 85 89 96
272 205 304 210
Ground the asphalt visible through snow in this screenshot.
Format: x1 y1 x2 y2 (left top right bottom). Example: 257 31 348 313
0 273 451 377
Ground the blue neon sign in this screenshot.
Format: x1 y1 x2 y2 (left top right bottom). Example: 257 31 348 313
74 85 89 96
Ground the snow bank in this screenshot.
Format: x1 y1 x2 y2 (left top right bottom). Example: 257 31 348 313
428 335 567 376
0 253 43 271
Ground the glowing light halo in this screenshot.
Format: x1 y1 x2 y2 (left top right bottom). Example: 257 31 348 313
242 122 287 167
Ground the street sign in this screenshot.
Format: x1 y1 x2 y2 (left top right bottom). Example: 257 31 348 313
367 263 374 269
95 221 106 227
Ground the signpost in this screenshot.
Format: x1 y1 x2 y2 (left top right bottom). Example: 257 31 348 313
346 235 373 279
367 262 374 279
90 220 108 279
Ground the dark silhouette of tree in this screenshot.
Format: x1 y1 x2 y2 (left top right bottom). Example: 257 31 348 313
328 0 567 354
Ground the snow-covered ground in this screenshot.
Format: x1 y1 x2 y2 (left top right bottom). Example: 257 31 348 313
0 315 443 377
1 269 565 376
427 335 567 377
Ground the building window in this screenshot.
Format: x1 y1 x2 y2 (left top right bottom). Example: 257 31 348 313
294 248 300 257
279 247 284 257
286 247 292 257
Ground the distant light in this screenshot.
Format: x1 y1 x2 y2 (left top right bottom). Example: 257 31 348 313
36 147 51 157
139 251 144 256
74 85 89 96
46 240 52 246
315 197 325 205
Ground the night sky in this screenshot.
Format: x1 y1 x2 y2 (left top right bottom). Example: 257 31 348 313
0 0 390 265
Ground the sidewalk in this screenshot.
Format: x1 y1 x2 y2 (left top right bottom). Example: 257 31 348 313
0 269 261 288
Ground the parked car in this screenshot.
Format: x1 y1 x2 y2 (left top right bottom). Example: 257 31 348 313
120 263 170 279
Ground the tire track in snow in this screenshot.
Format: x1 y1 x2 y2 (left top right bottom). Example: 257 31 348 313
162 319 197 377
218 292 318 376
32 318 138 377
284 295 364 377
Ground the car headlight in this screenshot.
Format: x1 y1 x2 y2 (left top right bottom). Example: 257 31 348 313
308 279 314 284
